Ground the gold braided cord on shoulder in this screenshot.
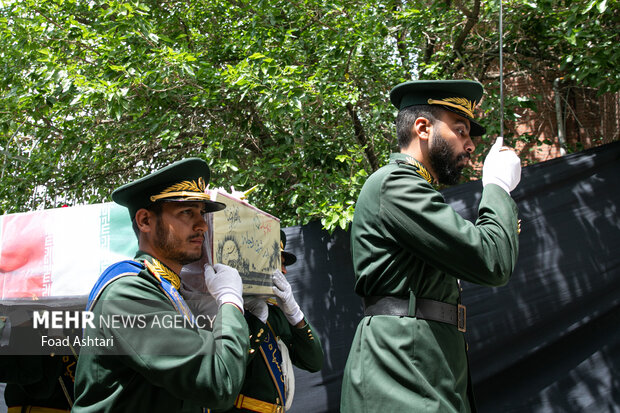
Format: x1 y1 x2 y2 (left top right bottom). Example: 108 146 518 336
427 97 476 119
150 177 210 202
405 156 434 185
145 259 181 290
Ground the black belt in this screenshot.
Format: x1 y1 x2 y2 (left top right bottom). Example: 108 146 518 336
363 295 466 332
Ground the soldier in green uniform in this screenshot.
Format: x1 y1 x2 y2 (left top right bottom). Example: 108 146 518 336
73 158 253 413
228 230 324 413
340 80 522 412
180 230 324 413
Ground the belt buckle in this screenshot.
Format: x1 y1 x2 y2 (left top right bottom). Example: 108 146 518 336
457 304 466 332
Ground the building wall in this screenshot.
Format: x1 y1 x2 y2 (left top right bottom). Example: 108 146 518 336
506 75 619 164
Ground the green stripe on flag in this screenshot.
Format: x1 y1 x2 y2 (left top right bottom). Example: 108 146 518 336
97 203 137 273
109 203 138 257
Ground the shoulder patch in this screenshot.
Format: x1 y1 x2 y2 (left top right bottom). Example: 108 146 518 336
86 260 144 311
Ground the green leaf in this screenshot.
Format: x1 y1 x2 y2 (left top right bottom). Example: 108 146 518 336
249 52 266 60
0 0 614 231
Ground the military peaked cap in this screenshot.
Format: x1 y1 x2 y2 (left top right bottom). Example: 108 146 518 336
112 158 226 219
390 80 486 136
280 230 297 266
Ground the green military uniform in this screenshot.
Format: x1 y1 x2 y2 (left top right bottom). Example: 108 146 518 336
180 230 324 413
227 306 323 413
73 252 250 413
73 158 251 412
340 81 520 412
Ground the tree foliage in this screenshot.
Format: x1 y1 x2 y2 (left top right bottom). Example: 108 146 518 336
1 0 617 230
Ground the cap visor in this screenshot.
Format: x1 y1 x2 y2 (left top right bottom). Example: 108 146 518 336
282 251 297 266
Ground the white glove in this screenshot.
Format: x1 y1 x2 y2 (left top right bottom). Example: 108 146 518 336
204 263 244 312
244 297 269 324
272 270 304 325
482 136 522 194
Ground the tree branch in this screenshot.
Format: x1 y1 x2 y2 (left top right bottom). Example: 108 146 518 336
452 0 480 55
346 103 379 171
392 0 410 68
423 32 436 65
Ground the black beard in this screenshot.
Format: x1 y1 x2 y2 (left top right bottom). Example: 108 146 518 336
154 217 203 265
428 129 470 185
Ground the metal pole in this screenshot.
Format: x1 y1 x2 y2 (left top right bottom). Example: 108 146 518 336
499 0 504 138
553 77 567 156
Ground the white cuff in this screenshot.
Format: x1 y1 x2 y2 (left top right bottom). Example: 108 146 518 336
219 293 244 313
483 179 511 195
285 308 304 326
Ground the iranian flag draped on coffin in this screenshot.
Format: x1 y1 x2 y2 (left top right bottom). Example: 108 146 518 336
0 190 279 301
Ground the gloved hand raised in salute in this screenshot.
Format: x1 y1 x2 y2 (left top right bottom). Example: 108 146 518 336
482 136 522 194
272 270 305 326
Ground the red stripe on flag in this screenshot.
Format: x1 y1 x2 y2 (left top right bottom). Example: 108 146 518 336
0 212 47 299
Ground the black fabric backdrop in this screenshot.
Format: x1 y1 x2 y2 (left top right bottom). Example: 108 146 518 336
284 141 620 413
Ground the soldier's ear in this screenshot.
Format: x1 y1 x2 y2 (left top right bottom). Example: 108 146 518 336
414 117 432 141
135 208 154 234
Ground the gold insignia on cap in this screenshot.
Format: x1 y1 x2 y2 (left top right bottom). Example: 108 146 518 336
150 177 211 202
427 97 476 119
